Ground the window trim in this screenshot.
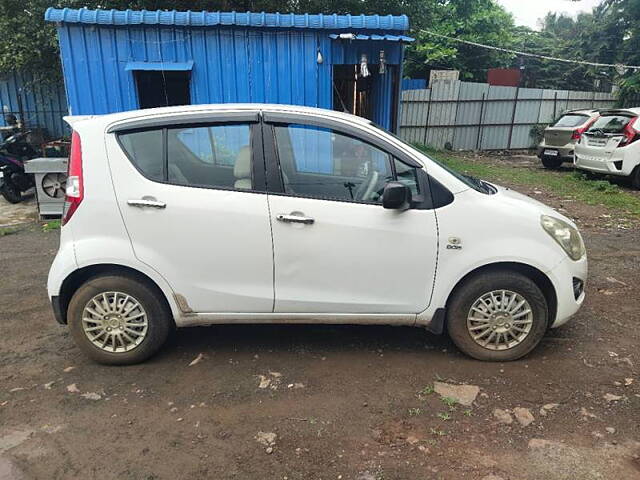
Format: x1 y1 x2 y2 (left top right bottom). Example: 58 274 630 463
263 118 432 209
115 120 267 194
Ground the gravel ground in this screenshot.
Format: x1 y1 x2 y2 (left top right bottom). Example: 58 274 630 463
0 157 639 480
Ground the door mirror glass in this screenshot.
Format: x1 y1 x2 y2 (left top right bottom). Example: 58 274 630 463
382 181 412 210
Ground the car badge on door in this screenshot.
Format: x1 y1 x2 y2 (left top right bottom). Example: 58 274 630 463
446 237 462 250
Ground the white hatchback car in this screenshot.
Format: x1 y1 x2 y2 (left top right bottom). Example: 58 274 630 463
574 108 640 188
48 104 587 364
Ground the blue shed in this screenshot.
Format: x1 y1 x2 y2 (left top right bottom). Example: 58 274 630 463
44 8 413 131
0 71 68 138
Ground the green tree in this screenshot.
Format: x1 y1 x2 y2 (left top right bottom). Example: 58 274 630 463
404 0 517 81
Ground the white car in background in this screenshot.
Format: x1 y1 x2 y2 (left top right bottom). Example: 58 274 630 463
574 108 640 188
47 104 587 365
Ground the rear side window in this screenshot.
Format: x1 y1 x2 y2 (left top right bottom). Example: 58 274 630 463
588 115 634 134
167 124 251 188
552 114 588 128
118 123 253 190
118 130 164 181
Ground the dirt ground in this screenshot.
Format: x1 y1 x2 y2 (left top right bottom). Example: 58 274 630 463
1 155 639 480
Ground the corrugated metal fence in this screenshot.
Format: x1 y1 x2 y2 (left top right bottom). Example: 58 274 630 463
399 80 623 150
0 72 68 139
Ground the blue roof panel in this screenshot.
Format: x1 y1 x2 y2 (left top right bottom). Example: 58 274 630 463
45 8 409 31
328 33 414 42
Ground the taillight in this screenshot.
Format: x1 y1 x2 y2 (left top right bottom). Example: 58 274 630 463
62 130 83 225
572 117 597 141
618 117 639 148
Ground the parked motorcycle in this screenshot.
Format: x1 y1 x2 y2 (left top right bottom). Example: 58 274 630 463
0 131 39 204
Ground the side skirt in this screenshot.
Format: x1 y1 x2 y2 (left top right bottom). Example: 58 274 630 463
176 313 417 328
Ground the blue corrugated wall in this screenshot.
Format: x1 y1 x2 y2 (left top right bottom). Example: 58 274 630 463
56 24 403 130
401 78 427 91
0 71 68 138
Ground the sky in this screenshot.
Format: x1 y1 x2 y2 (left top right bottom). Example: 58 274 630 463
496 0 602 30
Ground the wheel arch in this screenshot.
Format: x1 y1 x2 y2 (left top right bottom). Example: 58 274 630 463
57 263 177 326
443 262 557 329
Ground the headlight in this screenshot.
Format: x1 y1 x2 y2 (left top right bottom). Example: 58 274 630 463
540 215 586 261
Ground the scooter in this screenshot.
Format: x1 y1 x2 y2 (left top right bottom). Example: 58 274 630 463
0 131 38 204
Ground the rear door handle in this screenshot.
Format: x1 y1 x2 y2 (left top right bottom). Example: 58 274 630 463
127 199 166 209
276 213 315 225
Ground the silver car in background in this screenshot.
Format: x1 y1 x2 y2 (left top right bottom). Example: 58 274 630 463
537 109 599 169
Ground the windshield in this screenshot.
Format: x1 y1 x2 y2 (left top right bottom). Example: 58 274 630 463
587 114 634 134
373 125 496 194
552 114 589 128
426 155 497 194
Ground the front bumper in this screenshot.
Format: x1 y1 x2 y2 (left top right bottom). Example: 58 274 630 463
51 296 66 324
546 254 588 328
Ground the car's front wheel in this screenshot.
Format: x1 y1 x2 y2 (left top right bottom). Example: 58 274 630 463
446 270 548 361
67 274 172 365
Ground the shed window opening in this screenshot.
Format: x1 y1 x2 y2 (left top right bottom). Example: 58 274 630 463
273 123 393 203
118 123 253 190
134 70 191 109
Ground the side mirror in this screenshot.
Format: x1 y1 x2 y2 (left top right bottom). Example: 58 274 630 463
382 181 412 210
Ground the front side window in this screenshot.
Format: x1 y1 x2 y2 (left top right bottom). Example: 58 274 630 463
393 157 420 197
273 124 393 203
118 123 253 190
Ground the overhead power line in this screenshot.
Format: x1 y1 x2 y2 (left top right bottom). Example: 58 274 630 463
419 30 640 72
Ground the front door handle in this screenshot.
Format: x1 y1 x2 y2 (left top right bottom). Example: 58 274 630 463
276 213 315 225
127 199 166 209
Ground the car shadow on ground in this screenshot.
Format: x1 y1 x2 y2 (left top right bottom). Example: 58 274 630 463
159 323 451 358
143 322 551 366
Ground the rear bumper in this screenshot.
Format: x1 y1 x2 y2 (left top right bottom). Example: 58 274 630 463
546 255 588 328
574 149 636 176
537 144 575 161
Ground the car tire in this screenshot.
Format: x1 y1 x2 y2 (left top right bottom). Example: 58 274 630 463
67 274 172 365
446 270 548 362
631 166 640 190
541 157 563 169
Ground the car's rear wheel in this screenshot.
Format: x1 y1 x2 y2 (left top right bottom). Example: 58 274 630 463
67 274 172 365
631 166 640 190
541 157 563 169
446 270 548 361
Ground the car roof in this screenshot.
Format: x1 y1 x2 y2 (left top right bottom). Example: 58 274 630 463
597 107 640 116
563 109 598 115
65 103 374 129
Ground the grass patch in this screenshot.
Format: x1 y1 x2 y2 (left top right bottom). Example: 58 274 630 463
416 145 640 217
437 412 451 421
441 396 457 408
0 227 19 236
42 219 61 232
419 385 434 395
